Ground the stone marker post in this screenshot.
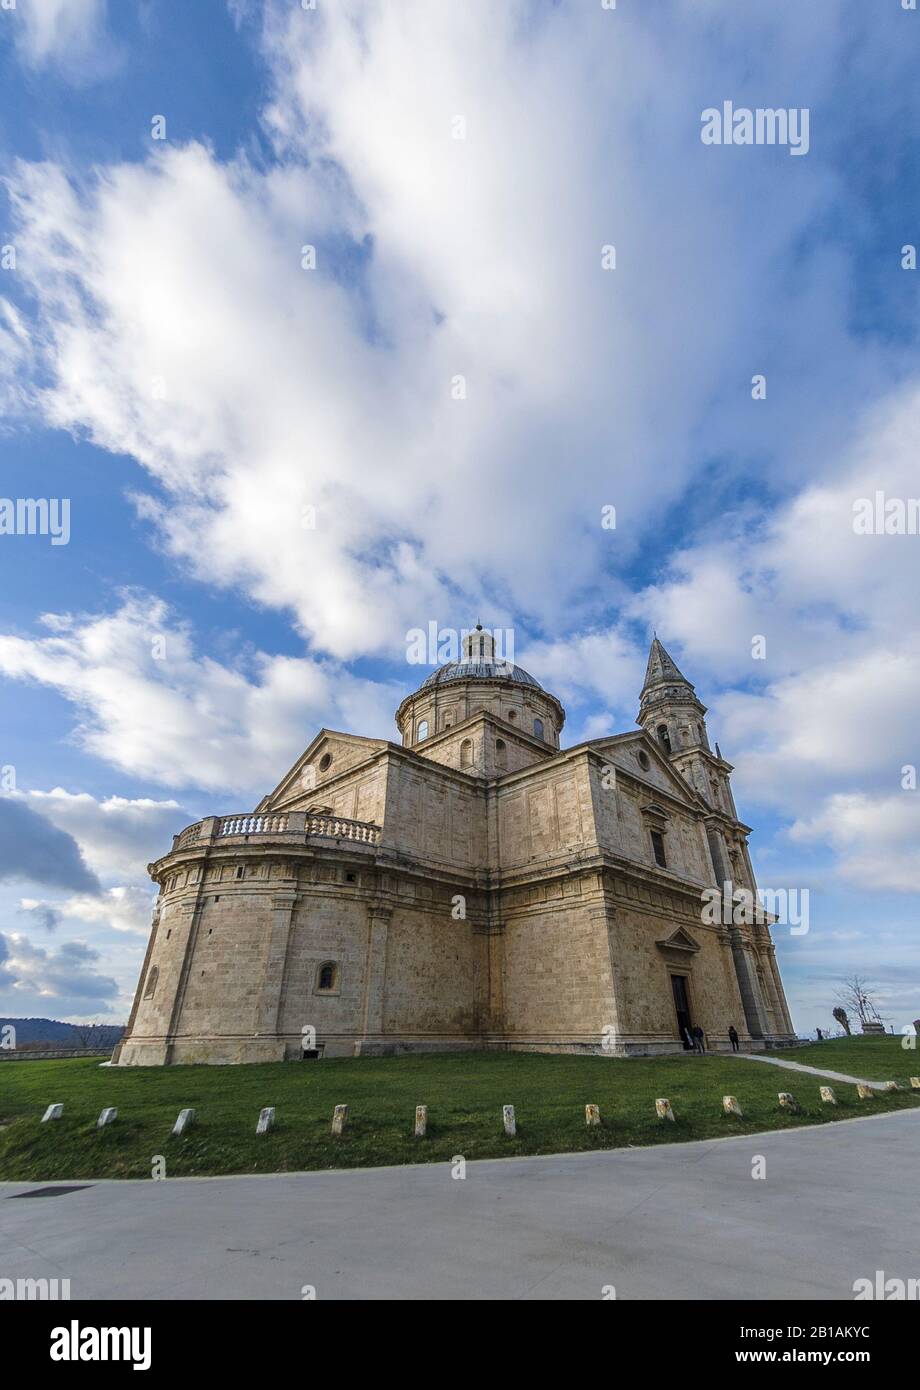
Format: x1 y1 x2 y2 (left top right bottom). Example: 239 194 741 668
819 1086 836 1105
41 1104 63 1123
655 1098 675 1121
502 1104 516 1137
722 1095 743 1117
777 1092 796 1110
856 1084 874 1101
414 1105 428 1138
172 1108 196 1136
331 1104 348 1136
97 1107 117 1128
585 1104 601 1126
256 1106 275 1134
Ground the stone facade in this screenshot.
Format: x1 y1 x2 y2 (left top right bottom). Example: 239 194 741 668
114 632 796 1065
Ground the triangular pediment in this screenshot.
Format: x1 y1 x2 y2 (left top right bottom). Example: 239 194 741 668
584 731 708 811
655 927 702 954
257 729 390 812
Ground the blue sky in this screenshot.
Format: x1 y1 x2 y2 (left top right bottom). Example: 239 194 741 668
0 0 918 1035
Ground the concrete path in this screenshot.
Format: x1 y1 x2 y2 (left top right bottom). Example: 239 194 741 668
1 1108 917 1300
728 1052 902 1090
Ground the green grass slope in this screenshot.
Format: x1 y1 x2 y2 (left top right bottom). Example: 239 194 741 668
790 1033 919 1083
0 1047 916 1182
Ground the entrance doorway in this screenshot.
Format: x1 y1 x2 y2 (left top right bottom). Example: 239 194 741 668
671 974 693 1049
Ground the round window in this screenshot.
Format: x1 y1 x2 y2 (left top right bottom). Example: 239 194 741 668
319 753 332 772
637 750 650 770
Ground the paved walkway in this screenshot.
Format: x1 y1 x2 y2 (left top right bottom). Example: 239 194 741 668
729 1052 902 1090
1 1108 917 1300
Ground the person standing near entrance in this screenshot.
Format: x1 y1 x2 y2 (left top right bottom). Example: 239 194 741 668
693 1024 706 1053
728 1024 739 1052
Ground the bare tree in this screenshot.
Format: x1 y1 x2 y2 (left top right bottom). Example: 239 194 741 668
834 976 885 1030
71 1019 103 1051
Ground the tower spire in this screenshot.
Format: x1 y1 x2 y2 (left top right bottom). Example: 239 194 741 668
641 636 694 697
637 636 708 757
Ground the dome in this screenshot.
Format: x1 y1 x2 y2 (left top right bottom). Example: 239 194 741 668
395 624 565 746
420 659 543 690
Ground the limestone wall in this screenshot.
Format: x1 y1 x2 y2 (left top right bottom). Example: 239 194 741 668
381 758 486 869
608 893 748 1049
499 885 615 1045
381 905 485 1038
495 756 596 869
417 717 552 778
589 761 713 886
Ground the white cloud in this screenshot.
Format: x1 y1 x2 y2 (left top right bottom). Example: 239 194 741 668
5 0 903 661
21 886 154 936
0 593 401 796
789 794 920 895
13 0 114 77
16 788 186 880
1 0 919 921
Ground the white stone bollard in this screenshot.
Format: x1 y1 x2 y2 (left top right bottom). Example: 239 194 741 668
722 1095 743 1117
502 1104 516 1137
331 1104 348 1136
414 1105 428 1138
256 1106 275 1135
172 1108 196 1136
881 1081 899 1093
856 1084 874 1101
97 1107 117 1128
41 1104 64 1123
655 1098 675 1122
819 1086 836 1105
585 1104 601 1127
911 1077 920 1090
777 1092 796 1111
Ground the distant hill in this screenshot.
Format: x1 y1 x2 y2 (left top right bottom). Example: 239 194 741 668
0 1017 125 1048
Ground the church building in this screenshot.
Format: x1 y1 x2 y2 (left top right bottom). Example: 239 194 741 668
113 631 795 1065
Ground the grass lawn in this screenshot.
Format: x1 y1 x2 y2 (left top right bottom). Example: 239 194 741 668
789 1033 919 1084
0 1048 917 1182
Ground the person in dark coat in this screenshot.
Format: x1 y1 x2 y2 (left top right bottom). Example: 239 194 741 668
693 1024 706 1053
728 1024 739 1052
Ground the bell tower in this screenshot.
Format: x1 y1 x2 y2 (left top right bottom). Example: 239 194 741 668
637 637 743 884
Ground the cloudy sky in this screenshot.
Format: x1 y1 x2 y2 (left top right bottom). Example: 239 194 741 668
0 0 917 1033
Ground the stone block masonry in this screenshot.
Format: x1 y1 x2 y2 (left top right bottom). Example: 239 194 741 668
114 635 796 1066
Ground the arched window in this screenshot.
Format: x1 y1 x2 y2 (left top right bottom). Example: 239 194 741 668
533 717 544 740
316 961 338 992
143 965 159 1000
495 737 507 769
460 738 473 768
507 709 517 722
657 723 671 753
417 719 429 741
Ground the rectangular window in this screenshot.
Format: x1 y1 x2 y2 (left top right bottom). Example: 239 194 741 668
650 829 667 868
